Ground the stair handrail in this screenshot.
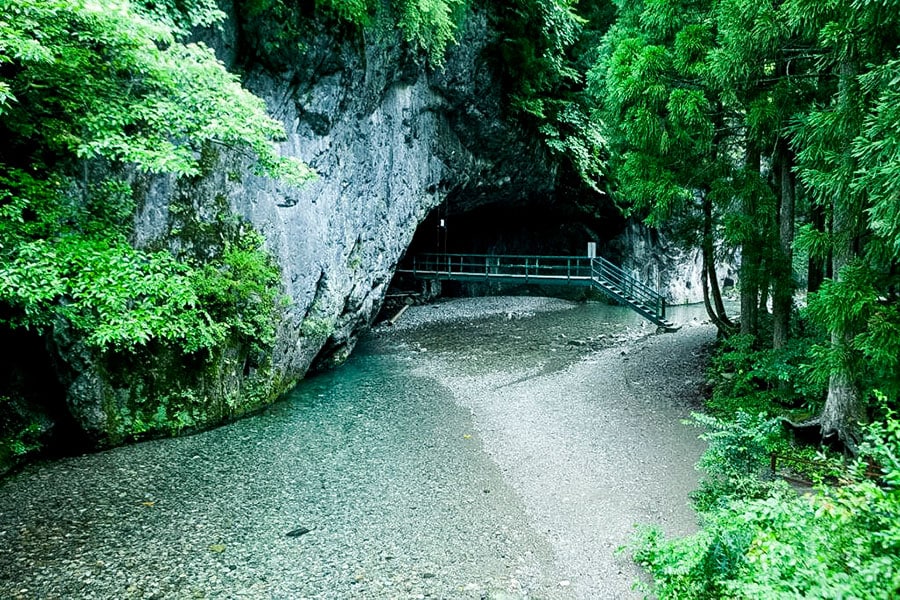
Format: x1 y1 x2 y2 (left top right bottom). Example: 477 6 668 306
405 252 668 324
590 257 666 320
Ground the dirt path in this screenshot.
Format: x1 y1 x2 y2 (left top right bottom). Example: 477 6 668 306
401 303 712 599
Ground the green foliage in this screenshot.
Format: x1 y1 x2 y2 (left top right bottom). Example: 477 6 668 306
589 0 720 224
631 413 900 599
300 315 336 339
1 235 228 352
0 396 43 474
631 520 754 600
0 0 312 183
239 0 467 68
689 411 784 512
193 231 283 355
0 0 305 453
393 0 468 65
123 393 198 439
0 0 305 357
707 333 825 418
588 0 900 595
805 262 900 400
238 0 313 67
318 0 374 25
136 0 227 34
494 0 612 189
537 99 608 189
855 56 900 262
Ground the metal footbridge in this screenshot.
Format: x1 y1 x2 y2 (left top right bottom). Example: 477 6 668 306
398 253 679 331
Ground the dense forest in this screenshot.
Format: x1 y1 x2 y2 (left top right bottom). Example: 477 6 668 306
2 0 899 596
590 2 900 597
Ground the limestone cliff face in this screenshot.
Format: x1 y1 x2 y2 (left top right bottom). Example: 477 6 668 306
53 6 557 443
228 8 555 371
613 222 738 306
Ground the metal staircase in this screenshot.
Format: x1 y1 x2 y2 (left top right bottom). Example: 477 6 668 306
588 255 678 330
397 253 679 331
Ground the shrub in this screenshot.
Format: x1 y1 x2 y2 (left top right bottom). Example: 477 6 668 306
632 412 900 599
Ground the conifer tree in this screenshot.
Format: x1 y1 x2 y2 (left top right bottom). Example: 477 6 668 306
590 0 737 334
788 0 900 445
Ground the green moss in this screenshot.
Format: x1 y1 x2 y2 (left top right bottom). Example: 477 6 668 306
74 182 291 446
196 143 220 177
0 395 43 474
301 316 337 339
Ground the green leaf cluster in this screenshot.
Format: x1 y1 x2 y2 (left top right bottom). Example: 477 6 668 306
805 261 900 400
393 0 468 65
0 0 312 459
631 413 900 599
0 395 43 473
0 0 312 183
193 231 283 355
238 0 468 68
0 0 303 355
493 0 613 190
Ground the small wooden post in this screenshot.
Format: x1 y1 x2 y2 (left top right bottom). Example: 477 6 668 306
388 304 409 326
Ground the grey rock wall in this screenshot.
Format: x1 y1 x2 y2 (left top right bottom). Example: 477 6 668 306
54 6 559 444
615 221 738 306
231 8 555 372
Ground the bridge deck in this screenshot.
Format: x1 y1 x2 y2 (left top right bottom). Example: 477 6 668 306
397 253 679 331
398 270 597 286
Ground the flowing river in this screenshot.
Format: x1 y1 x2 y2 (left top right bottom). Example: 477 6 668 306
0 297 715 599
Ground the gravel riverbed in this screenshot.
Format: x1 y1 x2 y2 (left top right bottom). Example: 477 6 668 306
0 297 713 599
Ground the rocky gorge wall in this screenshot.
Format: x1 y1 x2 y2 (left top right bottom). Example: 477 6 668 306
614 222 738 306
44 4 560 446
19 3 721 453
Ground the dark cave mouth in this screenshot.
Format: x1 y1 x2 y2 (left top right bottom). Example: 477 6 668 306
385 194 628 307
404 195 625 259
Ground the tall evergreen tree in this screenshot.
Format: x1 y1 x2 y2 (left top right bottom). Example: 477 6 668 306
590 0 737 334
788 0 900 445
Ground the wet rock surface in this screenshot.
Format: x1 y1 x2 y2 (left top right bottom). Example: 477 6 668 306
51 5 562 441
0 298 712 599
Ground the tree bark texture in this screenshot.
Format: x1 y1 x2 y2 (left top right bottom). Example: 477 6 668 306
821 59 863 445
701 192 734 335
773 139 795 349
740 146 761 337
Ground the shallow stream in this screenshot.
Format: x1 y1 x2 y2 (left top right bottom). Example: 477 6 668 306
0 298 714 599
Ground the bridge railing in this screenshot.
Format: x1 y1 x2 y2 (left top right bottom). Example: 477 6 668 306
404 252 667 321
409 253 595 281
590 256 666 319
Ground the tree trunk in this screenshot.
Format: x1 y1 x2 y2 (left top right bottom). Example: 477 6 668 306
701 192 734 335
741 146 761 337
702 248 732 334
773 138 795 349
820 59 863 447
757 257 769 318
708 255 731 326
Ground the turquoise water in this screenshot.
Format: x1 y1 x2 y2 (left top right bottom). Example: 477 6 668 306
0 299 717 599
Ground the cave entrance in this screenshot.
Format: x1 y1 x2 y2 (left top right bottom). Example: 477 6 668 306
406 197 624 258
390 189 627 303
